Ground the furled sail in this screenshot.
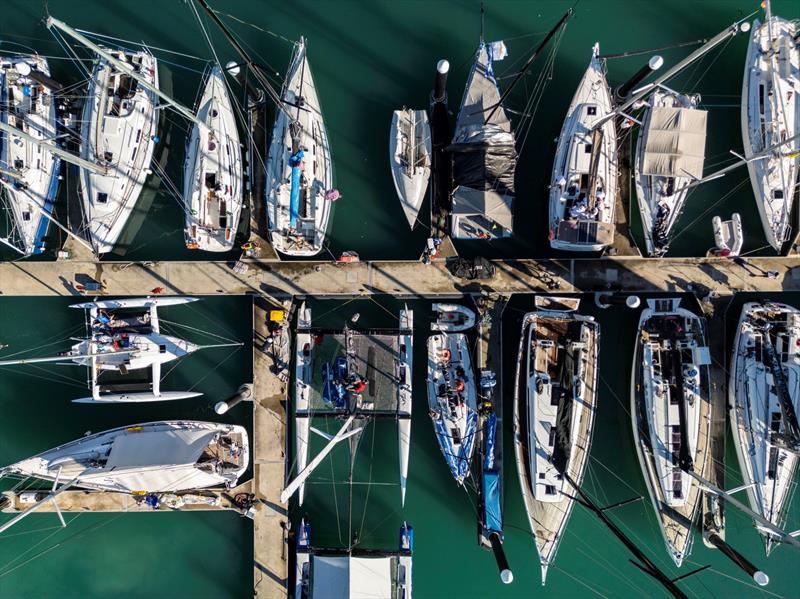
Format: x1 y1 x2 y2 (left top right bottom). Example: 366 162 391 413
641 106 707 179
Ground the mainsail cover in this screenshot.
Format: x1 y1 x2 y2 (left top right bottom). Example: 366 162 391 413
642 107 707 179
450 43 516 238
551 321 582 474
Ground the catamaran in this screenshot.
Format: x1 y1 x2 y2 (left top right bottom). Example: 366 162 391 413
514 296 599 584
390 108 430 230
0 297 240 403
631 298 712 566
549 44 617 252
741 4 800 252
183 64 242 251
634 90 707 256
427 331 477 484
265 38 333 256
295 520 413 599
730 301 800 555
1 421 249 493
286 303 413 506
0 55 60 256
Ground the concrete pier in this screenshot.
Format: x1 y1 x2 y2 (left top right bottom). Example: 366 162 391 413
2 255 799 298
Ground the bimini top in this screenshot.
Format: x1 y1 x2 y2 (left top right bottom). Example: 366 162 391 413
641 106 707 179
3 421 249 493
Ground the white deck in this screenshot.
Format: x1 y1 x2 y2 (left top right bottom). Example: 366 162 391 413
390 108 430 229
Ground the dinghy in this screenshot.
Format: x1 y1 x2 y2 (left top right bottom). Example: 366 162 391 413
449 42 516 240
183 64 242 251
730 301 800 555
712 213 743 256
0 55 60 256
631 298 712 566
549 44 617 252
80 48 159 254
514 297 599 584
635 90 707 256
1 421 249 492
390 108 430 229
741 8 800 252
265 38 333 256
0 297 240 403
427 332 478 484
431 303 476 332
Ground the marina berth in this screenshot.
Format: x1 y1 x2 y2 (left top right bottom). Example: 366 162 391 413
631 298 712 566
514 298 599 584
390 108 431 229
549 44 617 252
730 301 800 555
265 38 333 256
0 55 60 256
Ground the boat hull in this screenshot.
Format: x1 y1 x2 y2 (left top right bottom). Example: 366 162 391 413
390 109 430 230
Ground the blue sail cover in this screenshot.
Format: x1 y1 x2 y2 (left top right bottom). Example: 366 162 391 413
482 470 502 533
288 149 305 228
484 411 497 470
434 410 479 481
321 358 348 409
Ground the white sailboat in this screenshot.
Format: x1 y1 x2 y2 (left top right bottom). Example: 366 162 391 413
427 332 477 484
549 44 617 252
0 297 240 403
730 301 800 555
741 5 800 252
0 55 60 256
293 301 313 507
265 38 333 256
183 64 242 251
631 298 712 566
398 307 413 506
514 297 599 584
1 421 249 493
390 108 430 229
79 47 159 254
635 90 707 256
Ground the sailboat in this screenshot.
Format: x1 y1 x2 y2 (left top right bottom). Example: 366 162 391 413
741 4 800 252
390 108 430 229
1 421 249 493
265 38 333 256
0 297 240 403
183 64 242 251
730 301 800 555
514 296 599 584
0 55 61 256
295 520 413 599
449 42 516 240
286 303 413 506
635 90 707 256
549 44 617 252
78 46 159 254
427 331 477 484
631 298 712 566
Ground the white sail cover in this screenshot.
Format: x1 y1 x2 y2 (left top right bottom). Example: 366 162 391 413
451 186 513 232
641 107 707 179
312 556 393 599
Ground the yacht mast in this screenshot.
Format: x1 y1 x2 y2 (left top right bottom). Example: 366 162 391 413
0 121 105 175
46 16 204 128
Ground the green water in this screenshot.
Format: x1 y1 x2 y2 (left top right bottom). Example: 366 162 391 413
1 0 799 260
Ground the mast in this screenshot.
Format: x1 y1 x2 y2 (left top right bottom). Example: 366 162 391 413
484 8 574 123
759 325 800 451
0 349 139 366
0 121 105 175
45 16 204 128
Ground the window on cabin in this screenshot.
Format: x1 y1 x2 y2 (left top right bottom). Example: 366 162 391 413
587 106 597 116
548 426 556 447
773 189 784 200
584 144 592 154
97 192 108 204
545 485 557 495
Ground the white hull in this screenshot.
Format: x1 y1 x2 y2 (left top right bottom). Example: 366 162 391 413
390 109 430 229
430 303 476 332
549 44 617 252
183 65 242 252
3 421 249 492
730 301 800 554
631 298 711 566
294 302 313 506
266 39 333 256
398 307 413 506
0 55 60 256
80 49 159 254
741 17 800 251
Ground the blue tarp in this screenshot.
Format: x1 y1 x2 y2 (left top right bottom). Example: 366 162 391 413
321 357 348 410
288 149 305 228
484 411 497 470
482 470 502 533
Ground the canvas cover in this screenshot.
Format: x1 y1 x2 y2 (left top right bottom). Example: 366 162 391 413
312 556 393 598
642 106 707 179
452 187 514 232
